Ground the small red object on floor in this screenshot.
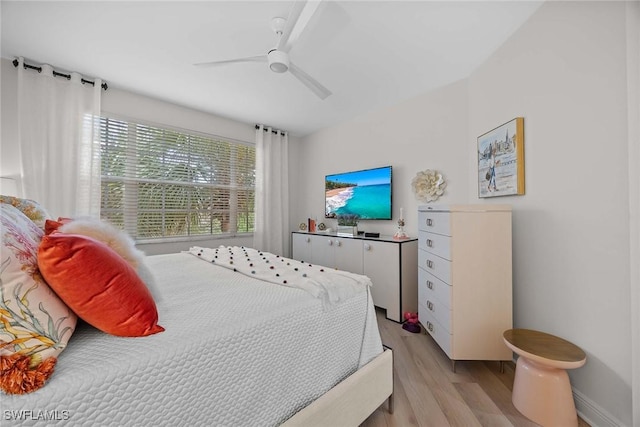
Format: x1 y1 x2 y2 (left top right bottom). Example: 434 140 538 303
402 312 421 333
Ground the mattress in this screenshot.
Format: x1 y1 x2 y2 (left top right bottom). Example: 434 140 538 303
2 251 383 426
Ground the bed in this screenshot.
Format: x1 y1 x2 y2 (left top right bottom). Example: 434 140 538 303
0 200 393 426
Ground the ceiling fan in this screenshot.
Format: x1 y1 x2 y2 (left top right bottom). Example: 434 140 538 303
195 0 331 100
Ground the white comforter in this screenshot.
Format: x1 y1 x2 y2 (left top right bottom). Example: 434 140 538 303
2 251 383 427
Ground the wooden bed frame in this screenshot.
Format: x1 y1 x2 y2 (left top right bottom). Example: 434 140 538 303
283 348 394 426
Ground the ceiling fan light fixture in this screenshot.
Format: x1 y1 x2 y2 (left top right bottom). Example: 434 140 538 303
268 49 289 73
270 17 286 35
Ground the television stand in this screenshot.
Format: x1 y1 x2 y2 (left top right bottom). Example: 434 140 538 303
291 231 418 322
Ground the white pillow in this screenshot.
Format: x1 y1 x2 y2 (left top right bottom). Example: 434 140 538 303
58 218 163 301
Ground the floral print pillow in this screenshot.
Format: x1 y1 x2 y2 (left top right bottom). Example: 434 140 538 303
0 196 51 229
0 203 76 394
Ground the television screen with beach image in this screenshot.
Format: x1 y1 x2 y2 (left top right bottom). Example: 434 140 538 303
325 166 392 220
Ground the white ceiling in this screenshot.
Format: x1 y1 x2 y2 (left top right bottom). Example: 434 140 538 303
1 1 542 137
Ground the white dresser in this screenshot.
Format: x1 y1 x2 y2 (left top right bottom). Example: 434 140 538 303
292 231 418 322
417 205 512 371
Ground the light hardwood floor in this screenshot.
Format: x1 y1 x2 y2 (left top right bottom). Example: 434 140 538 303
361 309 590 427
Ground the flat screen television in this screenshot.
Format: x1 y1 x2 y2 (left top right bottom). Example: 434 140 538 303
325 165 392 220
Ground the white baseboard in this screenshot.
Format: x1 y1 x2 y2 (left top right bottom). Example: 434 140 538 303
574 388 625 427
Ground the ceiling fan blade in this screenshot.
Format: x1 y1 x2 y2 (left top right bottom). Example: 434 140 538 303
289 62 331 100
194 55 267 68
277 0 322 53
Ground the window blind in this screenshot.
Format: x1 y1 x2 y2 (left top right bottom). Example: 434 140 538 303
99 117 255 240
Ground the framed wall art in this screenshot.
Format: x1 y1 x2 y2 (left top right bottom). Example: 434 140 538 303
478 117 524 198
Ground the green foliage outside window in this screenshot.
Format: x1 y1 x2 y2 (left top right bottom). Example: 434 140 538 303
100 117 255 239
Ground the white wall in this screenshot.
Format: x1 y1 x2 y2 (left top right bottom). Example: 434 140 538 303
294 1 635 425
294 78 469 237
626 1 640 423
469 2 632 425
101 87 255 143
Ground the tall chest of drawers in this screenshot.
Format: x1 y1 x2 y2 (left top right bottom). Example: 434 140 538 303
417 205 512 370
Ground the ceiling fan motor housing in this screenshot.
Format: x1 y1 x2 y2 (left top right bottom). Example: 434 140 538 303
268 49 289 73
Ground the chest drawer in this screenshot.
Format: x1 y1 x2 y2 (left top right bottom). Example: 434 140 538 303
418 230 451 260
418 211 451 236
418 268 451 310
419 303 452 358
419 291 452 333
419 248 451 284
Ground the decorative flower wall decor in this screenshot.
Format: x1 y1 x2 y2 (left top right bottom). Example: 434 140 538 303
411 169 446 202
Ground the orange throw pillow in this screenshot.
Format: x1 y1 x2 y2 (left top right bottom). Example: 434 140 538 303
44 218 71 235
38 233 164 337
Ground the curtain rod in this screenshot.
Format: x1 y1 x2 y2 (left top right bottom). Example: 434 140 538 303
12 59 108 91
254 124 286 136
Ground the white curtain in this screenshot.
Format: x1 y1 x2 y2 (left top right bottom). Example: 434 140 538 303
17 57 102 218
254 125 289 256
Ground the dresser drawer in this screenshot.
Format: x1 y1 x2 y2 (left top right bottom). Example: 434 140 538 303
419 303 452 358
419 293 451 333
418 248 451 284
418 230 451 260
418 211 451 236
418 268 452 310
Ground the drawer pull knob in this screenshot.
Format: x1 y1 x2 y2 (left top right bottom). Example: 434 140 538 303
426 280 433 290
426 260 434 269
328 240 333 246
426 218 433 226
364 243 371 251
336 240 341 247
426 239 433 247
427 300 434 311
305 237 310 243
427 321 434 332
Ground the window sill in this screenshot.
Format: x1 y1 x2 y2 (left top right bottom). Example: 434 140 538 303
135 233 253 245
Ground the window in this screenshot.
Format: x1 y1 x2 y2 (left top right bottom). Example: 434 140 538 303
99 117 255 241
